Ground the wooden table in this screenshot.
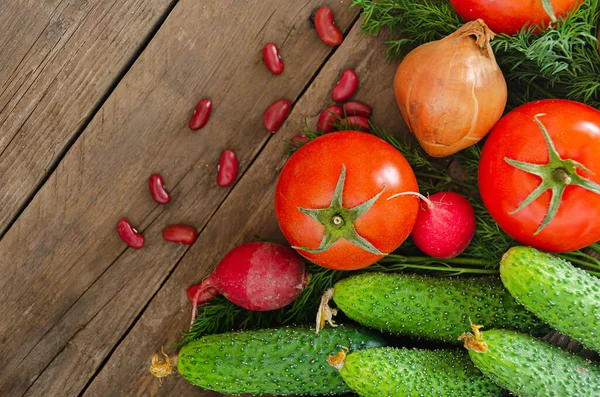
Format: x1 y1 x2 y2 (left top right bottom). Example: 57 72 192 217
0 1 409 395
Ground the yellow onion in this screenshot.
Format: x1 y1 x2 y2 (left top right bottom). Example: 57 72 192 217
394 19 507 157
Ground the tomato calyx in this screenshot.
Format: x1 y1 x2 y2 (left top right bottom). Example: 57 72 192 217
504 113 600 235
294 165 387 255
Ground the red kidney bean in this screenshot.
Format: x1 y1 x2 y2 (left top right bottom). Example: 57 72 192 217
317 105 344 133
314 7 343 46
189 98 212 130
291 134 309 145
289 134 309 150
339 116 371 132
332 69 358 102
343 101 372 118
263 43 284 75
148 173 171 204
217 149 238 187
163 225 198 245
117 218 145 249
264 99 292 133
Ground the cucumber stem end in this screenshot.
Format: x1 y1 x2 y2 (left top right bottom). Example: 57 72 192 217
327 347 348 371
150 347 176 379
458 320 488 353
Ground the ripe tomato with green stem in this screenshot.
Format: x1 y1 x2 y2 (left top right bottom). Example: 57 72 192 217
275 131 419 270
478 99 600 252
450 0 582 35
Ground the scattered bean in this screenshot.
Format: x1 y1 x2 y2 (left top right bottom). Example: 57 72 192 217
289 134 309 150
217 149 238 187
317 105 344 133
343 101 372 118
290 134 309 145
332 69 358 102
314 7 343 46
263 43 284 75
339 116 371 132
148 173 171 204
264 99 292 133
163 225 198 245
117 218 145 249
189 98 212 130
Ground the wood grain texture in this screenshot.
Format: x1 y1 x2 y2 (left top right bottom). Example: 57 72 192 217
82 20 408 397
0 0 175 235
0 1 357 396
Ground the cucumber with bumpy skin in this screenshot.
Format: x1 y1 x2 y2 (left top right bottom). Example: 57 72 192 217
317 273 548 343
500 246 600 352
461 327 600 397
177 326 386 395
330 347 502 397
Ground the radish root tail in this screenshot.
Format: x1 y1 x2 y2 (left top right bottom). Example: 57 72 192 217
189 280 219 330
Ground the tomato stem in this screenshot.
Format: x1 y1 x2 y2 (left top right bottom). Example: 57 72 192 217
331 215 344 228
294 165 386 255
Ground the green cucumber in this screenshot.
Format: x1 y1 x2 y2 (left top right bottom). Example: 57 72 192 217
177 326 386 395
462 328 600 396
500 246 600 352
332 347 502 397
320 273 548 343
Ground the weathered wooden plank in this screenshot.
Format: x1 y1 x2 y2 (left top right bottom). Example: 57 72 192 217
82 21 406 397
0 1 358 396
0 0 175 234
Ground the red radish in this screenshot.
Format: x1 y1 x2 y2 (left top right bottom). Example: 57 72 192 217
186 242 308 324
388 191 476 258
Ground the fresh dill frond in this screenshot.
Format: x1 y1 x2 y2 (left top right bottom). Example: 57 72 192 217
351 0 461 58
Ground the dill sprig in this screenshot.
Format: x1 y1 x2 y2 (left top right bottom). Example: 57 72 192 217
352 0 600 108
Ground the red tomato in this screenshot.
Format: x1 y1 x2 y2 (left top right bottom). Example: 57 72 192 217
275 131 419 270
479 99 600 252
450 0 582 34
